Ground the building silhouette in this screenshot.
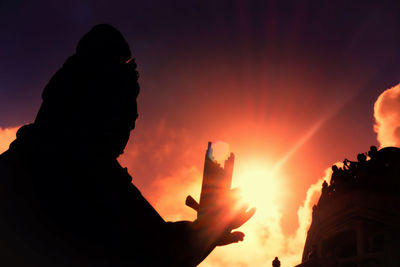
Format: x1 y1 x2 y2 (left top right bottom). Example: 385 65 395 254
296 146 400 267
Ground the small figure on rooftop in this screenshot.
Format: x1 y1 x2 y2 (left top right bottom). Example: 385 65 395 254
322 180 328 194
272 256 281 267
368 146 378 159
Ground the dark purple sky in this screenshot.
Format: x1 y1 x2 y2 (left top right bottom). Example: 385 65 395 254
2 0 399 126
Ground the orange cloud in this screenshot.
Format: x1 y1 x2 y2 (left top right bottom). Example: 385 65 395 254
154 167 326 267
198 169 326 267
374 83 400 148
151 166 201 222
0 126 19 154
120 119 331 266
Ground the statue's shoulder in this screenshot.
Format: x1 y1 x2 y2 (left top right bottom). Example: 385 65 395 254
0 149 16 175
0 150 10 172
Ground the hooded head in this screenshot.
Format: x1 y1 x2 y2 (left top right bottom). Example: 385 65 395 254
34 24 140 158
76 24 132 64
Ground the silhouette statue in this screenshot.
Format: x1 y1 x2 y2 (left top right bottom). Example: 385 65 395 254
0 24 253 266
272 256 281 267
368 145 378 159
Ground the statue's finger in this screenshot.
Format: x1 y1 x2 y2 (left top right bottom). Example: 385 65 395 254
230 207 256 229
217 231 245 246
185 195 200 212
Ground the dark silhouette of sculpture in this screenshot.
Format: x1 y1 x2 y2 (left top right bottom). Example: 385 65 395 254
357 153 366 163
322 146 400 197
272 256 281 267
330 165 339 185
368 145 378 159
0 24 253 267
321 180 328 195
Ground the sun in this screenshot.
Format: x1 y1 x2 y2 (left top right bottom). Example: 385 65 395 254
232 158 284 217
210 142 285 218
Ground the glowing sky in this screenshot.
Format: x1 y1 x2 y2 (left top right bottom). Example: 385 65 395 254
1 1 400 266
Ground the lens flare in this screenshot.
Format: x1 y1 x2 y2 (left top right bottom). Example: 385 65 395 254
233 159 284 218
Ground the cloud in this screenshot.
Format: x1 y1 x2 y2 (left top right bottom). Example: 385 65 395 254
151 165 201 222
118 119 204 197
0 126 19 154
373 83 400 148
197 169 327 267
285 168 331 262
120 119 330 266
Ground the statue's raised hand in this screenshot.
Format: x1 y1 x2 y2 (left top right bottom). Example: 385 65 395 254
186 188 255 246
